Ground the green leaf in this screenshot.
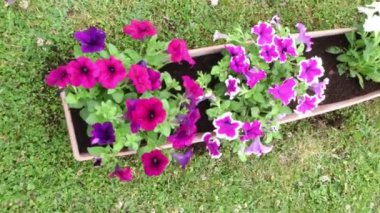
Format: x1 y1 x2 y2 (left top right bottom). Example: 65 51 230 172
326 46 344 54
337 54 350 63
111 91 124 103
107 43 119 56
88 146 109 156
125 49 141 63
146 53 167 68
73 45 84 58
99 50 109 58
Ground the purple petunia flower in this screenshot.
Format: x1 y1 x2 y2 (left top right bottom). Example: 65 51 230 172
229 54 250 74
203 132 222 158
171 149 193 169
169 108 200 149
147 68 161 91
225 45 246 57
270 15 281 27
95 56 127 89
225 75 240 100
274 36 297 63
243 68 267 89
74 27 106 53
213 30 229 41
141 150 169 177
251 22 275 46
295 95 318 115
297 57 325 85
240 120 264 142
259 44 279 63
167 39 195 65
310 78 329 103
132 98 166 131
213 112 243 140
91 122 115 145
182 75 204 103
245 137 273 157
268 77 297 105
67 57 99 89
125 99 140 133
93 158 102 167
123 20 157 40
45 65 70 88
296 23 313 52
108 166 133 182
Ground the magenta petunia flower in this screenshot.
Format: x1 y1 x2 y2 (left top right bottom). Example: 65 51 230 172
225 75 240 100
133 98 166 131
141 149 169 176
297 57 325 85
169 108 200 149
123 20 157 40
45 65 70 88
95 56 127 89
167 39 195 65
202 132 222 158
268 77 297 105
251 22 275 46
90 122 115 145
259 44 279 63
125 99 140 133
213 112 243 140
295 95 318 115
73 27 106 53
67 57 99 88
229 54 250 74
240 120 264 142
147 68 161 91
245 137 273 157
274 36 297 63
296 23 313 52
225 45 246 57
182 75 204 103
171 149 193 170
244 68 267 89
310 78 329 103
127 64 151 94
108 166 133 182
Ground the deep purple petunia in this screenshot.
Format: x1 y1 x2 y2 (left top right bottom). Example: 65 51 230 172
171 149 193 170
213 112 243 141
297 57 325 85
45 65 70 88
229 54 250 74
245 137 273 157
93 158 102 167
240 120 264 142
225 45 246 57
167 39 195 65
123 20 157 40
127 64 151 94
251 22 275 46
310 78 329 103
95 56 127 89
225 75 240 100
67 57 99 88
295 95 318 115
74 27 106 53
274 36 297 63
141 149 169 176
296 23 313 52
259 44 279 63
182 75 204 103
91 122 115 145
268 77 297 105
243 68 267 89
132 98 166 131
203 132 222 158
169 108 200 149
108 166 133 182
125 99 140 133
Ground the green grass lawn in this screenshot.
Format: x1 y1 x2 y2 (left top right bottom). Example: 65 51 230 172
1 0 379 211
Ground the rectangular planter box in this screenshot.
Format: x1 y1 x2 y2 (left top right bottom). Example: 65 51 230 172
61 28 380 161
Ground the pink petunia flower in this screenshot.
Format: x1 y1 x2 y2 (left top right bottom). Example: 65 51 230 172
108 166 133 182
202 132 222 158
182 75 204 103
274 36 297 63
132 98 166 131
310 78 329 103
225 75 240 100
240 120 264 142
67 57 99 89
297 57 325 85
147 68 161 91
95 56 127 89
127 64 161 94
245 137 273 157
213 112 243 141
295 94 318 115
259 44 279 63
167 39 195 65
141 150 169 176
243 68 267 89
225 45 246 57
229 54 250 74
268 77 297 105
45 65 70 88
251 22 275 46
296 23 313 52
123 20 157 40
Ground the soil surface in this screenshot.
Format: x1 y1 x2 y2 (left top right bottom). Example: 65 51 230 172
71 34 380 153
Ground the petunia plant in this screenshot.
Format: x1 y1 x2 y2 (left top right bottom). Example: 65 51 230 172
201 16 328 161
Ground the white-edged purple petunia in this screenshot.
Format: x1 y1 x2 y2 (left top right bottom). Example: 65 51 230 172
296 23 313 52
259 44 279 63
245 137 273 157
213 112 243 140
213 30 229 41
310 78 329 103
297 57 325 85
229 54 250 74
295 94 318 115
240 120 264 142
270 15 281 27
251 22 275 46
171 149 193 170
225 45 246 57
225 75 240 99
202 132 222 158
274 36 297 63
268 77 297 105
244 68 267 89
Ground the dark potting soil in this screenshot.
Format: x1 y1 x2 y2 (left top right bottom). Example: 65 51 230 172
71 34 380 153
